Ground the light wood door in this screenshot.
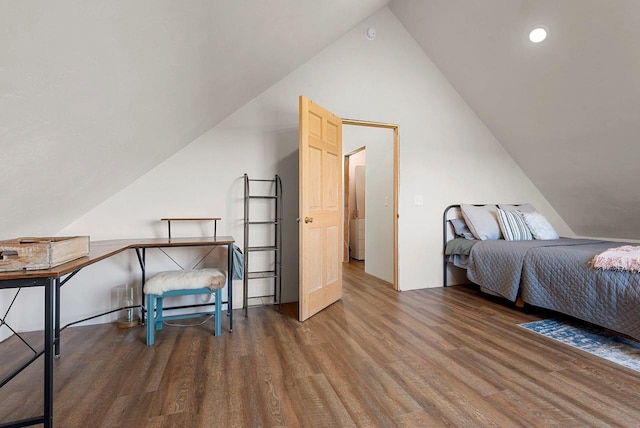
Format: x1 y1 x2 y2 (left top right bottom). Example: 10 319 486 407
299 96 343 321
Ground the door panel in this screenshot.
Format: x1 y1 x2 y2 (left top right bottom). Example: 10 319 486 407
324 152 339 209
309 147 323 209
326 225 339 282
299 95 343 321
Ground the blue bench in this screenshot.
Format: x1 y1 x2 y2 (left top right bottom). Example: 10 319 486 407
144 268 227 345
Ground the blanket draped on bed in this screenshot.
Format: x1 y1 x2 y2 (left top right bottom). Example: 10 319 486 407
466 238 600 302
590 245 640 273
465 238 640 341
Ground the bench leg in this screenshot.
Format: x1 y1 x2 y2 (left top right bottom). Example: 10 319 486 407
214 289 221 336
146 294 155 346
156 297 163 331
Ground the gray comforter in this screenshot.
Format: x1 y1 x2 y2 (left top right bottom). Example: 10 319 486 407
521 241 640 340
466 238 600 301
466 238 640 340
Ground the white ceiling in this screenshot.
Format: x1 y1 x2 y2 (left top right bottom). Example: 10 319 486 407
1 0 638 239
389 0 640 239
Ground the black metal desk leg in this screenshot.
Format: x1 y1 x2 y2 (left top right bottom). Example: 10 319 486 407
54 278 61 358
228 243 233 332
44 277 54 427
134 247 146 324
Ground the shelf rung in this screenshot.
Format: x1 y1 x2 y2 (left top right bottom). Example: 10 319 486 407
246 246 279 252
247 220 279 225
247 295 276 300
245 296 277 307
247 271 278 279
248 195 278 199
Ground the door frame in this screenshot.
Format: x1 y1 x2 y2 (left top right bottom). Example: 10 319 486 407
342 119 399 291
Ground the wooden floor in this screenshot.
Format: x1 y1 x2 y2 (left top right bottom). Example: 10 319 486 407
2 261 640 427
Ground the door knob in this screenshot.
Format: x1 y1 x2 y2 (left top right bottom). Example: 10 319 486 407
304 216 314 224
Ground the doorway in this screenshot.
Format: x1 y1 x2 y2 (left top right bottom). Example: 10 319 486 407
344 146 367 263
342 120 399 290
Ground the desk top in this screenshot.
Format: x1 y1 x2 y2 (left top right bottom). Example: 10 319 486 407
160 218 221 221
0 236 234 281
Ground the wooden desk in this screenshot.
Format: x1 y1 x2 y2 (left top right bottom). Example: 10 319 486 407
0 236 234 428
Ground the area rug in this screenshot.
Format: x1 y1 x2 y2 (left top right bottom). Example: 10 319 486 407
519 319 640 373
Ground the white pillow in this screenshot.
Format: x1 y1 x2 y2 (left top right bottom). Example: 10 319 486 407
496 208 533 241
498 203 537 214
460 204 502 240
522 212 559 240
449 218 475 240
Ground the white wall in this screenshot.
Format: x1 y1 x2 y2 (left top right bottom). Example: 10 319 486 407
343 126 395 283
7 7 572 334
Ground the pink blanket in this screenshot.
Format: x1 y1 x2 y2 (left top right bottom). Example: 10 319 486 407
590 245 640 273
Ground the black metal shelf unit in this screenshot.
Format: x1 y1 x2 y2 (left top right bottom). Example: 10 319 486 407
243 173 283 315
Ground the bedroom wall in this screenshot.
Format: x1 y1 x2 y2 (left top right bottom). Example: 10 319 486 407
7 7 572 334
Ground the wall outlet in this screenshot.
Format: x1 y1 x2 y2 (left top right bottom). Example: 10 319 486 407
414 195 424 206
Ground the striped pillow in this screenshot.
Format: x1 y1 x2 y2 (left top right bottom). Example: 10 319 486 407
496 208 533 241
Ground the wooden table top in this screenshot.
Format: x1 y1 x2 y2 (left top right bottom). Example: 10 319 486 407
0 236 235 281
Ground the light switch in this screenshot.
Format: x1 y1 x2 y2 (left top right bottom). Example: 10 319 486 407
414 195 424 206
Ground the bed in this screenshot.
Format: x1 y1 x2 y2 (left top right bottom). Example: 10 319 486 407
443 204 640 341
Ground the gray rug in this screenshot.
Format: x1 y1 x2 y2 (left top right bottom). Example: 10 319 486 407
520 319 640 373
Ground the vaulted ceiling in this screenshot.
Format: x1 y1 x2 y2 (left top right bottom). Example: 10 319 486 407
389 0 640 239
1 1 639 239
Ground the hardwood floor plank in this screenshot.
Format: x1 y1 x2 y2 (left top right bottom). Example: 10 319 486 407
388 359 521 427
291 373 356 427
251 336 302 427
547 362 640 424
310 323 422 424
186 332 231 426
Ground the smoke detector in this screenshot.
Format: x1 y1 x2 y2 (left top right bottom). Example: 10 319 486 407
365 27 376 40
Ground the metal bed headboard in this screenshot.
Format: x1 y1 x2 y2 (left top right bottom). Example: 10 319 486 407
443 204 462 288
442 203 525 287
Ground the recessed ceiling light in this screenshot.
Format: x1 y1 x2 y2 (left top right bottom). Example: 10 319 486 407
529 26 548 43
